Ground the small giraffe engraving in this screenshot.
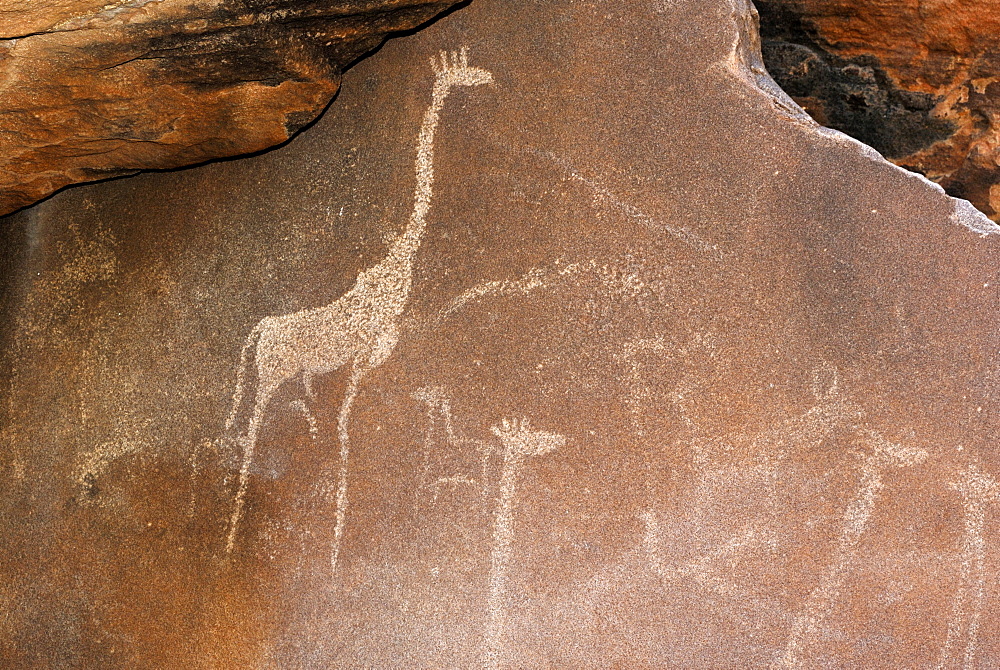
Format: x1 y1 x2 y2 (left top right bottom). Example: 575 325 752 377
484 418 564 670
222 48 493 570
411 385 490 501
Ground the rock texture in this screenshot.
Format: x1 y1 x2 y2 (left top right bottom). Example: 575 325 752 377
2 0 1000 667
0 0 461 216
757 0 1000 220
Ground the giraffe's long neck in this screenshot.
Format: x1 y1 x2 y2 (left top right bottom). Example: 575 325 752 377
389 78 453 269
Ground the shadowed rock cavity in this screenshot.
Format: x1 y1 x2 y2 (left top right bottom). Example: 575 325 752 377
2 0 1000 667
0 0 463 216
756 0 1000 221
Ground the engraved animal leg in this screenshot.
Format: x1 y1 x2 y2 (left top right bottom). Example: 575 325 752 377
224 321 264 433
777 435 927 668
960 505 988 670
300 372 319 441
303 371 318 402
330 362 367 579
225 381 278 554
776 461 884 668
420 398 440 490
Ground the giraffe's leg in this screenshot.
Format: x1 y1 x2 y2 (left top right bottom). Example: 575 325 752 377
223 325 261 433
330 362 367 579
226 383 276 554
299 372 320 442
303 371 316 402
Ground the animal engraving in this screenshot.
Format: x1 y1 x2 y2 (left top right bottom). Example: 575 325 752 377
479 131 721 257
485 418 564 670
642 509 772 595
411 386 490 501
688 365 860 542
776 432 928 668
222 48 493 566
937 464 999 670
436 263 580 326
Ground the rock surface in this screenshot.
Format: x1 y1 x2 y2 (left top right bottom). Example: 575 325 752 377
757 0 1000 220
0 0 461 216
2 0 1000 667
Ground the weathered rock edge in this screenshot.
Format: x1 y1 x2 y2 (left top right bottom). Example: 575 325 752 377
0 0 462 217
732 0 1000 237
754 0 1000 222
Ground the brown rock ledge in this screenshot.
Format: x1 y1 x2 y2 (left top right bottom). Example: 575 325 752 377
0 0 462 216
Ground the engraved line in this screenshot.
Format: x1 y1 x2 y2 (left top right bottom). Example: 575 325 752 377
485 418 564 670
776 433 928 668
937 464 999 670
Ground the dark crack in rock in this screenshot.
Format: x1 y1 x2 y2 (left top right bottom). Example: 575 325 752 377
762 40 956 160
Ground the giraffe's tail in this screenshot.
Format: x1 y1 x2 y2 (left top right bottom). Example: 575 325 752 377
224 320 266 434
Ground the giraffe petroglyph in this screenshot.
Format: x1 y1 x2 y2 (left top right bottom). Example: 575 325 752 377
485 418 564 670
776 431 928 668
937 463 1000 670
222 48 493 567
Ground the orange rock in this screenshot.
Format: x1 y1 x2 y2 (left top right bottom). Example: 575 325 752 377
0 0 461 216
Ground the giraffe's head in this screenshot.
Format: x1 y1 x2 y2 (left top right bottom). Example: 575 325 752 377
430 46 493 89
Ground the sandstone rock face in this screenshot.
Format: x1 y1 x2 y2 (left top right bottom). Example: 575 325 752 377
0 0 461 217
757 0 1000 220
2 0 1000 667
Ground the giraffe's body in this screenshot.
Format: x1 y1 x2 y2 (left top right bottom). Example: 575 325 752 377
223 48 493 560
252 250 409 393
